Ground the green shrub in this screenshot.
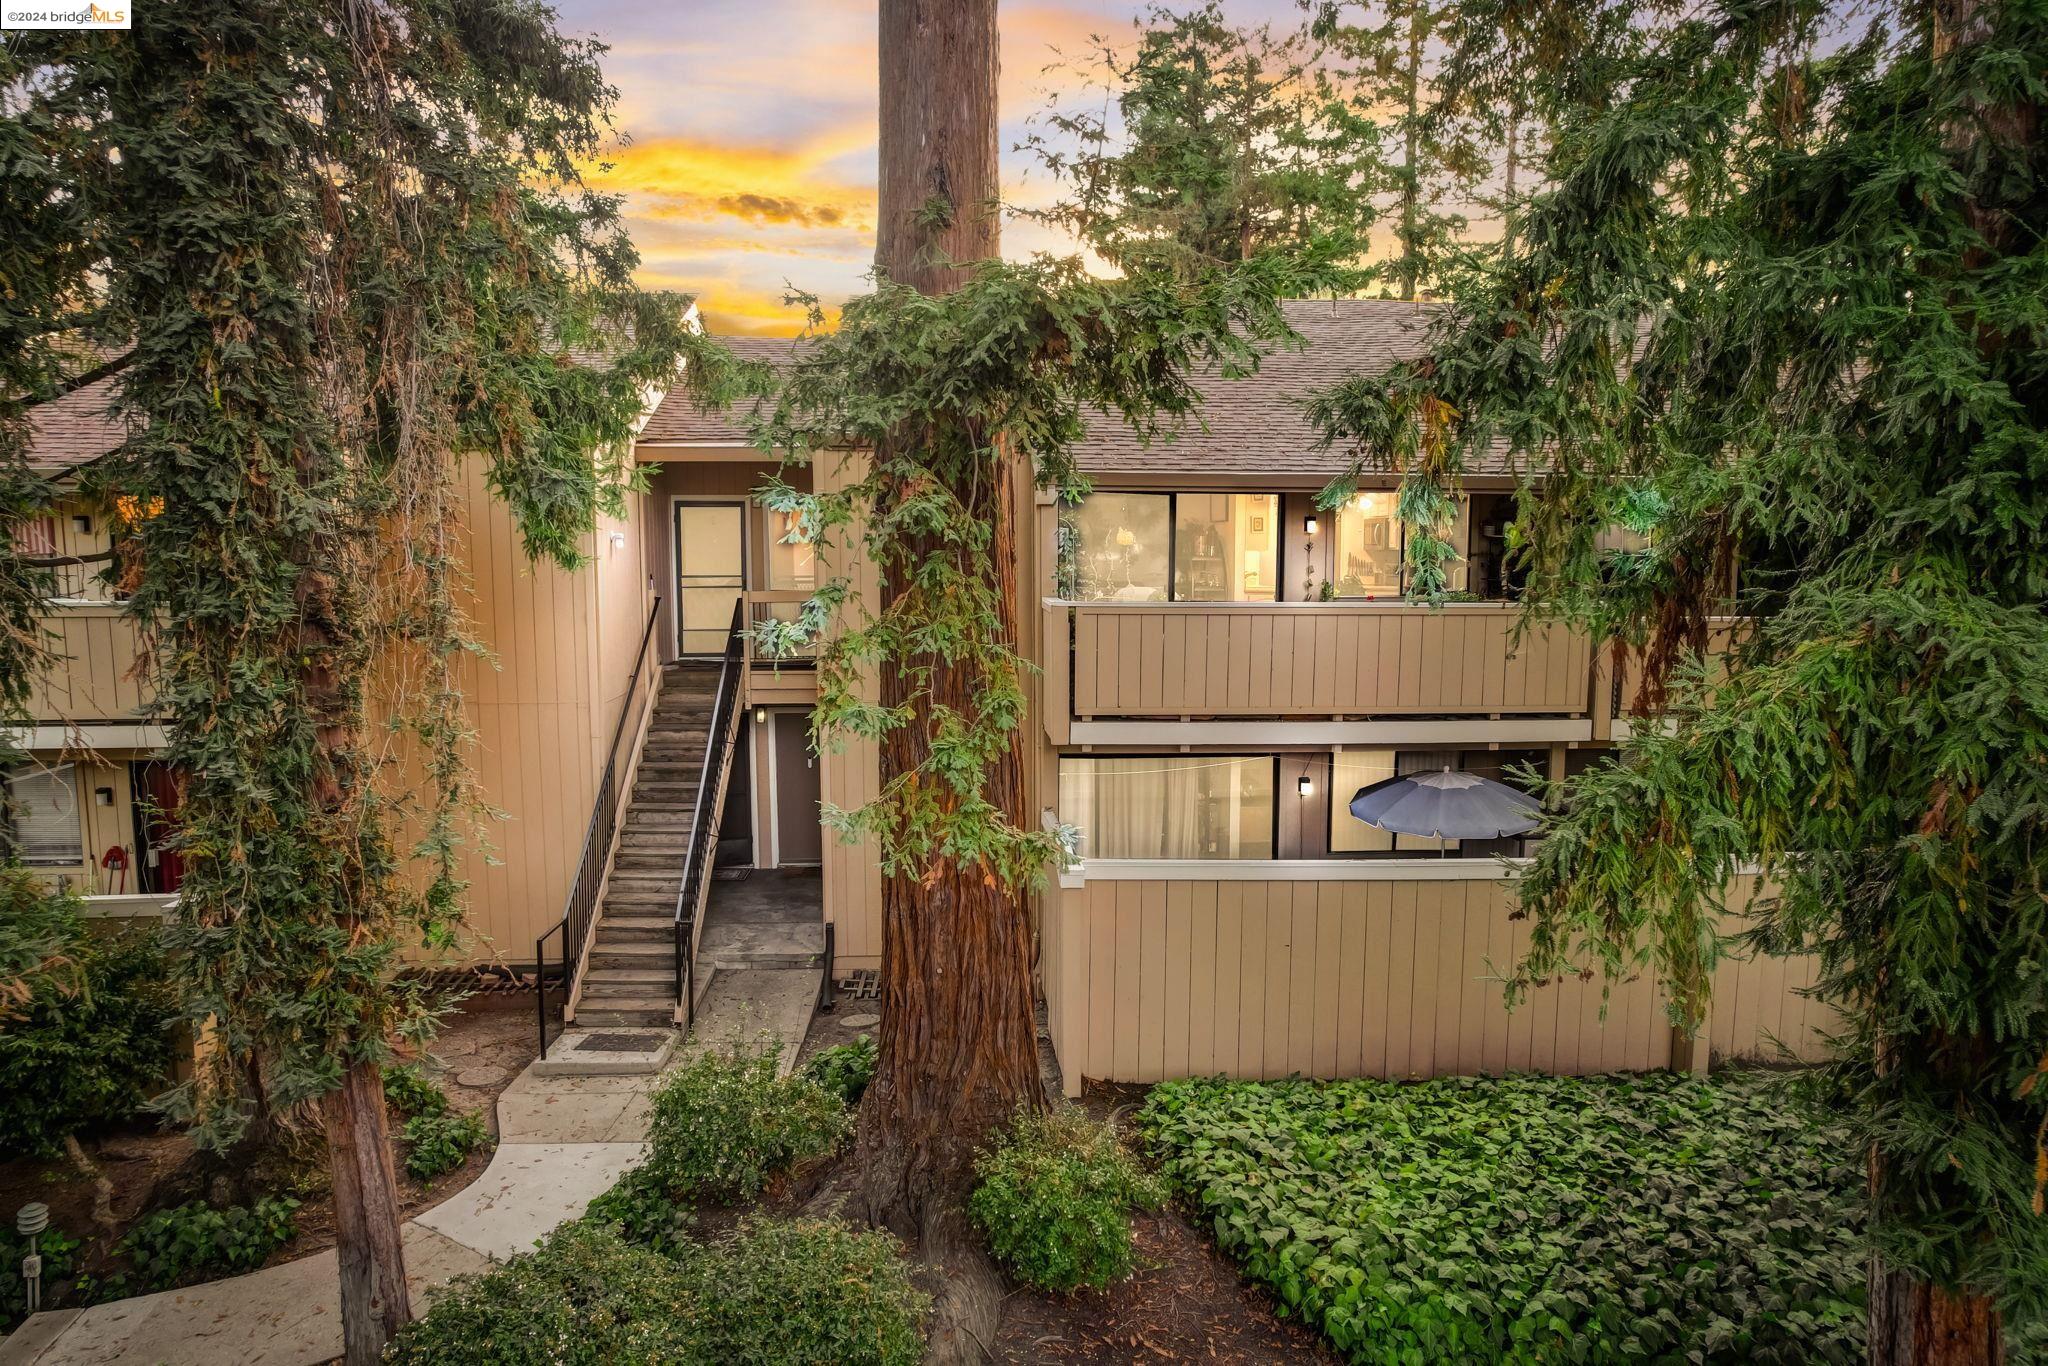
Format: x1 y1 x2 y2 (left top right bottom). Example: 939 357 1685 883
388 1217 927 1366
0 878 176 1158
801 1033 877 1105
383 1063 448 1118
676 1217 927 1366
385 1221 697 1364
119 1197 301 1291
585 1165 693 1254
638 1044 850 1203
1141 1071 1867 1364
402 1107 491 1183
968 1105 1167 1292
1 1223 81 1332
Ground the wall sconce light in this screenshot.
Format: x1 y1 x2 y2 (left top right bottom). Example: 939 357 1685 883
94 787 114 807
608 530 627 552
754 707 768 725
1297 774 1314 797
72 514 92 535
1303 514 1319 537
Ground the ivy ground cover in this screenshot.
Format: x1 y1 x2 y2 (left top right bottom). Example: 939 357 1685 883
1140 1071 1864 1364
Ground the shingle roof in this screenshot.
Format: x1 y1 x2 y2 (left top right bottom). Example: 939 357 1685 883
635 298 1480 478
25 370 128 475
1078 297 1447 479
638 336 806 444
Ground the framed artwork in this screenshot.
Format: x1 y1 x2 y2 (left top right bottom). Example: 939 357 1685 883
1249 515 1265 532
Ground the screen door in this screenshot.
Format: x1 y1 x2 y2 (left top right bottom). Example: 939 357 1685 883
675 501 745 655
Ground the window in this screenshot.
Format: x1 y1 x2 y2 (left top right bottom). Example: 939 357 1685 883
1172 493 1279 601
1332 493 1404 597
1060 491 1286 603
3 764 83 866
1333 492 1472 597
762 507 816 591
1062 493 1172 602
1059 756 1275 860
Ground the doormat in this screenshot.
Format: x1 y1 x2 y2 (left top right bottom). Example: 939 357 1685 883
578 1031 668 1054
834 969 879 1001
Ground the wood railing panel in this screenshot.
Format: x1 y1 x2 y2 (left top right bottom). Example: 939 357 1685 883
1062 602 1594 718
27 607 151 722
1046 868 1829 1088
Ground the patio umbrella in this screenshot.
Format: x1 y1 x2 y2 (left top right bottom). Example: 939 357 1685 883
1347 768 1543 842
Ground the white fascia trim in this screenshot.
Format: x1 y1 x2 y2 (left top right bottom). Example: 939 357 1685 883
1068 718 1592 747
6 723 168 754
1056 857 1528 888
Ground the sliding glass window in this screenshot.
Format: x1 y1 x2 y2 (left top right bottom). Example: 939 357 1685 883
1059 491 1281 603
1059 756 1276 860
1063 493 1172 602
1172 493 1279 601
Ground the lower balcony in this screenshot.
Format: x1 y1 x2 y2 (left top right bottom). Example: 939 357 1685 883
25 604 153 725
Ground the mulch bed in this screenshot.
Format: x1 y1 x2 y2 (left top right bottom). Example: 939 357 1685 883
990 1201 1340 1364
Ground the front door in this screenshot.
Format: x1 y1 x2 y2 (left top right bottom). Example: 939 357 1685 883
770 712 823 865
674 501 745 656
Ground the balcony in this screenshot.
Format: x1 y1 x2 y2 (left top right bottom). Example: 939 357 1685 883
24 603 154 727
1043 598 1598 743
742 589 817 706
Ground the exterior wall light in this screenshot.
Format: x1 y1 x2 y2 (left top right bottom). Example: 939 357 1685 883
608 530 628 552
1298 774 1314 797
754 707 768 725
1303 515 1319 536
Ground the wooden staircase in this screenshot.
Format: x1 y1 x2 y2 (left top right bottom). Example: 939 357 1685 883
573 665 725 1028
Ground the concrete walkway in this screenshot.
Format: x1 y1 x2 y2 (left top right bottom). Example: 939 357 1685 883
3 967 821 1366
2 1071 660 1366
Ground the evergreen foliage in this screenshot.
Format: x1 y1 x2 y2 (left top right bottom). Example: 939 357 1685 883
0 881 174 1156
1307 0 2048 1335
0 2 694 1147
968 1106 1168 1292
1019 2 1384 272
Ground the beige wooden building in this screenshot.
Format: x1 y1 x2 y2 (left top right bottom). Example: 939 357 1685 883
10 299 1825 1087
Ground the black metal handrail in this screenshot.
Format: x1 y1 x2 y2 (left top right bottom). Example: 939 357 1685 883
535 598 663 1060
672 599 746 1024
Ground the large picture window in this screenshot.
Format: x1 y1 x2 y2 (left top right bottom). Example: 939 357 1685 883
1060 491 1283 603
1062 493 1172 602
3 763 83 866
1059 755 1276 860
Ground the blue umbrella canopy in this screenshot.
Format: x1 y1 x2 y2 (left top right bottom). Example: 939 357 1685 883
1347 768 1543 841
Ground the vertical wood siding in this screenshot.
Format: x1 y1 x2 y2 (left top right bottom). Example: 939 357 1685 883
1043 870 1830 1095
26 607 151 721
813 450 884 970
1066 604 1594 718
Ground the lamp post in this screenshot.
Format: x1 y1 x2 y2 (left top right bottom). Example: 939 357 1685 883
16 1202 49 1315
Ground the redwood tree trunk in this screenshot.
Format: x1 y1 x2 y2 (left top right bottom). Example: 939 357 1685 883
321 1061 411 1364
855 0 1045 1354
1868 1262 2003 1366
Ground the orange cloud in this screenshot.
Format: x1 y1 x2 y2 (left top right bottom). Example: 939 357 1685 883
584 137 876 234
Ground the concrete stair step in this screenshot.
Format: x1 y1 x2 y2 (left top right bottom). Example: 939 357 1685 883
576 1004 675 1028
631 782 700 803
581 967 674 991
618 829 691 850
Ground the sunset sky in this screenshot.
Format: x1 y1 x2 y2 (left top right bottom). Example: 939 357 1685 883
551 1 1307 336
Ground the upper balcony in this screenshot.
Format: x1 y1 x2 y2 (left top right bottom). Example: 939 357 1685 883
1041 598 1602 746
25 603 154 730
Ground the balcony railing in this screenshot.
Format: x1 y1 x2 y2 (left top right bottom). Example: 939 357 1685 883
25 604 153 723
1047 598 1596 722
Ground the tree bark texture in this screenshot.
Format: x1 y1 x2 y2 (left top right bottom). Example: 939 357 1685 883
859 4 1045 1358
876 0 1002 292
1869 1261 2004 1366
321 1060 410 1366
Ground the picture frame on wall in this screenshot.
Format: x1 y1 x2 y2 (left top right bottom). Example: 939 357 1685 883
1250 516 1265 532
